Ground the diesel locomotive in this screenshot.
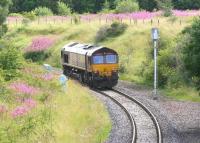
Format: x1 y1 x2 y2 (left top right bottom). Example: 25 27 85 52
61 42 119 88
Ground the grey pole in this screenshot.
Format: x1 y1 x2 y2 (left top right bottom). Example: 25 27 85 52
151 28 159 98
154 40 157 96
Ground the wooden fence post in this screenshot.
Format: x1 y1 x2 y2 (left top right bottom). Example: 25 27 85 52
151 19 153 25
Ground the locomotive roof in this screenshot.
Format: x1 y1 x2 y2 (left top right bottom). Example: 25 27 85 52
62 42 117 56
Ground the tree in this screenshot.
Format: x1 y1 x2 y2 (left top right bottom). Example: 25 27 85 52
137 0 158 11
0 0 11 37
158 0 173 17
172 0 200 10
181 18 200 88
115 0 139 13
0 42 23 80
10 0 37 12
101 0 111 13
33 7 53 16
10 0 118 14
57 1 71 15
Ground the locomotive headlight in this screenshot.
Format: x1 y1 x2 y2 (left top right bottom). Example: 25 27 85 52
94 70 99 75
112 68 117 72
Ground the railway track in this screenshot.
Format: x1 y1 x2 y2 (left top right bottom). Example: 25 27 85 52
95 89 162 143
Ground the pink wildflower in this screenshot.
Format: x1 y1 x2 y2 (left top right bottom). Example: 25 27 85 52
24 99 37 109
9 82 39 95
42 74 54 80
173 10 200 17
11 106 30 118
0 105 7 114
25 37 55 52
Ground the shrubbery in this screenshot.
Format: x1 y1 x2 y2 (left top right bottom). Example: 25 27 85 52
95 22 128 43
9 13 23 17
0 42 24 81
57 1 71 16
22 11 37 21
141 35 179 87
0 0 11 37
24 37 55 62
33 7 53 16
180 18 200 89
158 0 173 17
115 0 139 13
0 24 8 37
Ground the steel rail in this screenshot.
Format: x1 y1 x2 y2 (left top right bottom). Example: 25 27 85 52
112 88 163 143
94 89 137 143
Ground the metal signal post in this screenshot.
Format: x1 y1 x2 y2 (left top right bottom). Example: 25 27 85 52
151 28 159 97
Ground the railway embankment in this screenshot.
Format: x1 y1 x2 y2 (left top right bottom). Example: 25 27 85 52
115 81 200 143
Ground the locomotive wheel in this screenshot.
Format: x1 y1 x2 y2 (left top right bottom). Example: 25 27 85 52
79 74 84 83
63 69 68 76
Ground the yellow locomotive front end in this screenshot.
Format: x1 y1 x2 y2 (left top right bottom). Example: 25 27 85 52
61 42 119 89
90 53 119 88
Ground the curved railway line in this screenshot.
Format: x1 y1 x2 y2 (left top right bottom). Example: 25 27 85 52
95 88 162 143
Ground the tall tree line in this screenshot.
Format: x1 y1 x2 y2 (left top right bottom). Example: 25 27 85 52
10 0 117 13
10 0 200 14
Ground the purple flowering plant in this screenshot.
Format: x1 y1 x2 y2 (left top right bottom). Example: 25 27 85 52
9 82 39 95
25 36 55 52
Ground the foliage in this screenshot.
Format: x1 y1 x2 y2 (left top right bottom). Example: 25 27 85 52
0 25 8 38
101 0 111 13
24 37 55 62
57 1 71 16
33 7 53 16
22 11 36 21
181 18 200 89
0 0 11 37
115 0 139 13
158 0 173 17
0 0 11 25
8 0 200 14
141 35 179 87
95 22 128 43
9 13 23 17
0 43 23 81
137 0 158 11
172 0 200 10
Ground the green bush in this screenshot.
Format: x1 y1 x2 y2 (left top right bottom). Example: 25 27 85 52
158 0 173 17
0 24 8 37
115 0 139 13
95 22 128 43
33 7 53 16
22 11 36 20
141 36 180 87
9 13 23 17
181 18 200 89
0 43 23 80
0 69 4 83
24 51 51 62
57 1 71 16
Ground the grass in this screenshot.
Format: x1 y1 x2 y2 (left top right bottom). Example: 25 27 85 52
164 86 200 102
54 81 111 143
5 17 200 101
2 15 199 142
0 62 111 143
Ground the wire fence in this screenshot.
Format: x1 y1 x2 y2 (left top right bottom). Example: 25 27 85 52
6 16 187 26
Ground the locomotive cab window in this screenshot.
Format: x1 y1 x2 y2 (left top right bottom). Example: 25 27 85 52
92 55 104 64
64 54 69 63
105 54 117 64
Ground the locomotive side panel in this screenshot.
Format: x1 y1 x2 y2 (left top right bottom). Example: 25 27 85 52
66 52 87 70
